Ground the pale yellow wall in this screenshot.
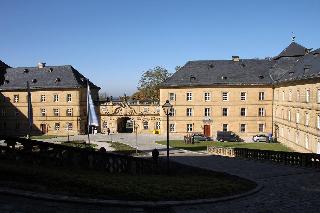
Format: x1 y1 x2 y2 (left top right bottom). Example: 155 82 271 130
100 102 160 134
160 86 273 141
273 81 320 153
0 89 87 136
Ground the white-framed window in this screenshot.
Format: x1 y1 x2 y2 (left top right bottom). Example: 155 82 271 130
41 108 46 117
317 89 320 103
305 135 309 149
289 90 292 101
281 109 284 119
143 121 148 130
53 108 59 116
240 108 246 116
67 94 72 102
280 127 284 137
258 108 265 117
67 122 73 131
186 92 192 101
204 92 211 101
306 89 310 103
53 94 59 102
54 123 60 131
222 124 228 132
187 124 193 132
259 92 265 101
296 131 299 144
169 93 176 101
169 123 175 132
296 90 300 102
67 108 73 116
282 91 285 101
186 108 192 116
259 124 265 132
296 111 300 124
222 108 228 116
41 95 46 102
169 108 175 116
222 92 229 101
155 121 160 130
240 92 246 101
204 108 211 117
305 112 309 126
13 95 19 103
288 110 291 121
317 114 320 129
240 124 246 132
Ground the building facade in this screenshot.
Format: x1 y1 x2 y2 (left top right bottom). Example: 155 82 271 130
160 42 320 153
100 99 160 134
0 62 99 136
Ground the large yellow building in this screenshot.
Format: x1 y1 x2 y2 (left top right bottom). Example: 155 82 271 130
0 61 100 136
160 42 320 153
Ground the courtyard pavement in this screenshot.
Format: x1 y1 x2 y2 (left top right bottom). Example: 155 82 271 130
2 133 320 212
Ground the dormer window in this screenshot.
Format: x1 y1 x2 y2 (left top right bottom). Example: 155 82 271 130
221 76 227 80
49 68 53 72
289 71 294 76
4 80 9 84
304 65 311 73
55 78 61 83
23 69 29 73
259 75 264 79
208 63 214 68
313 52 319 57
190 75 196 82
32 79 37 83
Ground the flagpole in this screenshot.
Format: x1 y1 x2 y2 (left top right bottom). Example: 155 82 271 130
87 79 91 144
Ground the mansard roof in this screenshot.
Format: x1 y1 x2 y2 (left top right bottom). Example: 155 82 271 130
0 65 99 90
161 59 274 87
161 42 320 88
274 42 308 60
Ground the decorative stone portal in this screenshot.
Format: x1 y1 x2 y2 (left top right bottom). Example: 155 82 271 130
117 117 133 133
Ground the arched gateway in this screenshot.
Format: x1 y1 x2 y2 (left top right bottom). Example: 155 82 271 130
117 117 133 133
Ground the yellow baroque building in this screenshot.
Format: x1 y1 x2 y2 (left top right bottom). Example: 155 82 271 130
99 98 160 134
0 62 100 136
160 42 320 153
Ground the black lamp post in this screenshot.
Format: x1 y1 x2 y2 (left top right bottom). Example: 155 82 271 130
162 100 173 174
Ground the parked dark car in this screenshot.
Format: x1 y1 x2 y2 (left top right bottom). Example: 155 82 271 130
192 133 212 141
216 131 241 142
252 134 268 142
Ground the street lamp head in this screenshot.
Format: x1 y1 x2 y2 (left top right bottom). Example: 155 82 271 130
162 100 173 115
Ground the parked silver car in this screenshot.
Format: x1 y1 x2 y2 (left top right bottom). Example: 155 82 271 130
252 134 268 142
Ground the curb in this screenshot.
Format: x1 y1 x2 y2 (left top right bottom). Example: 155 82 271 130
0 183 263 207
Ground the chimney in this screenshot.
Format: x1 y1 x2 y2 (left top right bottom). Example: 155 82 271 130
232 56 240 62
37 62 46 68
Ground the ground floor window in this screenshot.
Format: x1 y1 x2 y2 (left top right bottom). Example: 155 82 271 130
54 123 60 131
223 124 228 132
240 124 246 132
67 122 73 131
155 121 160 130
103 121 108 129
258 124 264 132
169 123 175 132
143 121 148 130
187 124 193 132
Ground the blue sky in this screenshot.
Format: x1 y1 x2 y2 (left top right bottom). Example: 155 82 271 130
1 0 320 96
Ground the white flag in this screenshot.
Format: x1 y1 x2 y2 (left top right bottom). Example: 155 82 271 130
87 81 99 127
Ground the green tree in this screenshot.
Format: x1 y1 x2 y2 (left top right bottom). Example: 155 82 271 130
134 66 172 101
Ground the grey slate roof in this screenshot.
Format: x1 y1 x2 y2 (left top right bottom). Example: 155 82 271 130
0 65 99 90
0 60 10 68
161 59 275 87
162 42 320 88
274 42 307 59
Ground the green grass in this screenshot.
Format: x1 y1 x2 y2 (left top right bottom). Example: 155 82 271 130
156 140 292 152
0 159 256 201
31 135 64 139
105 141 144 155
60 141 97 150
